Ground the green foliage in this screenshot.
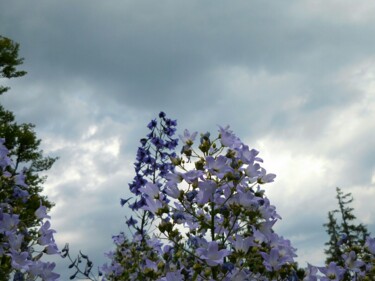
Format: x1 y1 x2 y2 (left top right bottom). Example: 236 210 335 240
0 35 27 95
324 210 343 265
0 35 57 279
324 187 373 280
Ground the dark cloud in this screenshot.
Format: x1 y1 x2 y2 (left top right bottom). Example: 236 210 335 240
3 0 374 111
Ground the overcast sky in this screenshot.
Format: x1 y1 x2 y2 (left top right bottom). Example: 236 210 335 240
1 0 375 279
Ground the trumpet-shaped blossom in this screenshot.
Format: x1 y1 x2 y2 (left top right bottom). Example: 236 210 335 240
205 155 233 178
38 221 57 246
28 261 60 281
8 233 24 251
179 129 197 145
231 234 254 253
196 241 231 266
218 126 241 148
260 248 285 271
196 180 217 204
8 249 33 270
0 212 20 234
342 251 365 273
318 262 346 281
35 201 51 220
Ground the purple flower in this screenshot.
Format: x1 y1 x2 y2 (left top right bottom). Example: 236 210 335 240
269 234 297 263
157 270 184 281
8 233 24 251
147 237 164 254
147 119 157 130
120 197 132 207
185 190 198 202
12 186 29 202
258 167 276 184
196 241 231 266
38 221 56 246
179 129 197 145
129 197 147 210
8 249 32 270
235 144 260 164
231 234 254 254
172 211 186 224
165 172 183 188
318 262 346 281
0 138 12 170
126 216 138 227
342 251 365 273
222 262 235 272
29 261 60 281
35 201 51 220
164 117 177 127
112 233 125 245
196 180 217 204
139 182 160 199
43 244 59 255
0 212 20 234
260 248 284 271
142 197 163 213
226 268 251 281
258 197 281 221
151 137 165 149
164 183 180 199
165 138 178 149
182 170 204 184
218 126 241 148
101 261 124 277
144 259 158 271
14 171 28 188
245 163 261 182
303 263 319 281
205 155 233 179
365 236 375 254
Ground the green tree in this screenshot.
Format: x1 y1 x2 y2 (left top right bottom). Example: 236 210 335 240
324 210 344 265
0 36 27 95
0 35 58 279
324 187 373 280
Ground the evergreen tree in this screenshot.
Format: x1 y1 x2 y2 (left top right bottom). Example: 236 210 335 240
0 36 27 95
324 210 344 265
323 187 373 280
0 35 58 279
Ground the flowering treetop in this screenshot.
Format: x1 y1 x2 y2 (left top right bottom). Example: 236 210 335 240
99 113 375 281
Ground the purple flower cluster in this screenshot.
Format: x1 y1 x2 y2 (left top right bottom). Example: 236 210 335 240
126 112 178 234
127 111 178 206
99 117 375 281
101 113 179 279
101 121 301 280
0 138 59 280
